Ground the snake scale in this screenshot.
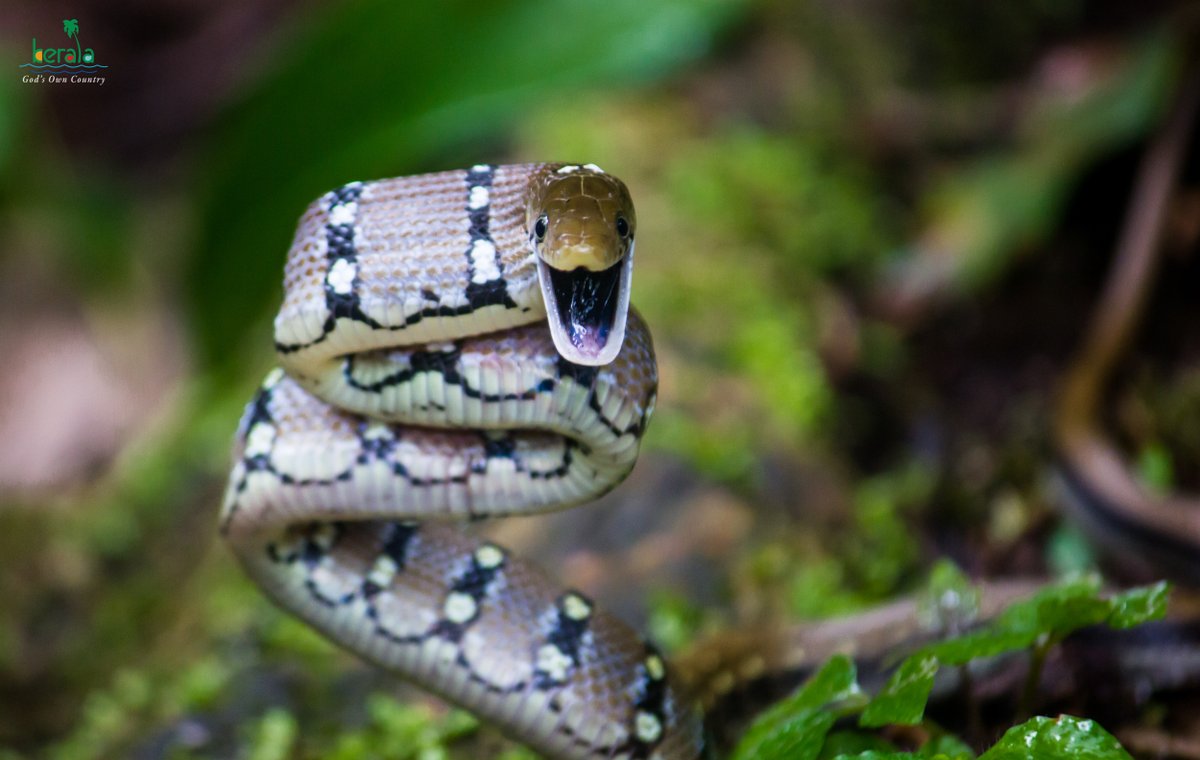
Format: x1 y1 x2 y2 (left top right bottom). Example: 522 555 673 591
219 163 705 759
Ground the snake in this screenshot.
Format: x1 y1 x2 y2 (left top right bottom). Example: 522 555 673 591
219 162 705 760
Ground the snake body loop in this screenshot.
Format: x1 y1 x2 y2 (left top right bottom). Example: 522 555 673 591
220 163 703 759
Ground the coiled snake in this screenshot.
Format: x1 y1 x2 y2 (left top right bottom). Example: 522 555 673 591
219 163 704 759
216 116 1200 756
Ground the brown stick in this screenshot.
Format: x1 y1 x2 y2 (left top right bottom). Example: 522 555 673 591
1053 54 1200 581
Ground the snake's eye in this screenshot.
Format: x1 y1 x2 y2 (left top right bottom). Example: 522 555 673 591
534 215 548 242
615 215 629 238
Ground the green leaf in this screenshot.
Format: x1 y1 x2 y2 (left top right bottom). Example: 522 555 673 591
859 654 938 727
731 656 863 760
819 731 898 758
792 654 864 710
1024 581 1110 639
1107 580 1169 629
831 753 917 760
918 734 976 759
993 575 1099 628
733 580 1163 760
978 715 1132 760
908 576 1169 668
916 627 1035 667
187 0 745 373
732 709 836 760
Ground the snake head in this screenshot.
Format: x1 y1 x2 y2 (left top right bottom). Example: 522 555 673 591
528 163 636 366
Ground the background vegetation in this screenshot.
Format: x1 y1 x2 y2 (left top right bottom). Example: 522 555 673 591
1 1 1198 757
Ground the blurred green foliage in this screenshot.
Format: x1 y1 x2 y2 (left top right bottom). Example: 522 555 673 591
906 31 1179 294
667 131 892 275
188 0 745 374
0 74 26 184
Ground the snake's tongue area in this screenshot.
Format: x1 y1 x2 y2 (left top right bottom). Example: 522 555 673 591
538 250 633 367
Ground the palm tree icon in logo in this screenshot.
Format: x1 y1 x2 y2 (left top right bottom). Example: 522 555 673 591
62 19 82 64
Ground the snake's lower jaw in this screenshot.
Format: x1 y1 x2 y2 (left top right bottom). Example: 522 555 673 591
537 244 634 366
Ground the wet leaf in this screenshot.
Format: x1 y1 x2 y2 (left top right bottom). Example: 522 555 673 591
731 656 863 760
1108 581 1169 629
978 715 1132 760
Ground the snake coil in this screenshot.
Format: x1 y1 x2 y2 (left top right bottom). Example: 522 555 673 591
220 163 704 759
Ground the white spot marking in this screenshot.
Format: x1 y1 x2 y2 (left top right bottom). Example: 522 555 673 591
367 555 399 588
262 367 285 389
443 592 478 624
556 164 580 174
645 654 665 681
635 711 663 743
474 544 504 569
469 239 500 284
244 423 276 457
363 421 393 440
561 593 592 621
327 201 357 226
536 643 573 683
471 163 490 173
583 163 604 173
468 185 490 210
327 258 357 294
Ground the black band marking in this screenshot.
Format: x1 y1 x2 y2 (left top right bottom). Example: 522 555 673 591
275 168 524 356
463 164 518 311
533 592 594 689
362 522 420 599
323 183 366 321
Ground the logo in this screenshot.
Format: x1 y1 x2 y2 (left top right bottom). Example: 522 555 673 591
19 19 108 85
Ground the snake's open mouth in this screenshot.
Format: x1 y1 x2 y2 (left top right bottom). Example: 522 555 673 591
537 246 633 366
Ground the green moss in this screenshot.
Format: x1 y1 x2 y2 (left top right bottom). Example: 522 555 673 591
246 709 298 760
646 588 712 653
322 696 480 760
666 131 893 277
845 463 935 595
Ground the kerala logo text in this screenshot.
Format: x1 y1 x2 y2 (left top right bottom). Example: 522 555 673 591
20 19 108 86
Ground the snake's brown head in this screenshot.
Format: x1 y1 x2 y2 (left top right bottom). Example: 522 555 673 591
528 163 636 366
